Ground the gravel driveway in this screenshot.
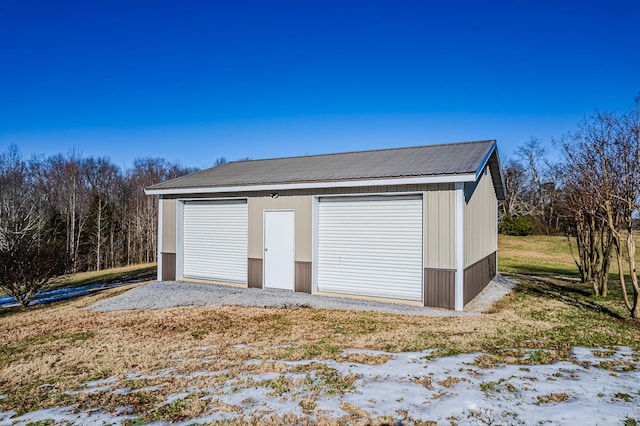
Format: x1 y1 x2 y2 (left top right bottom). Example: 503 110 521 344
90 275 514 316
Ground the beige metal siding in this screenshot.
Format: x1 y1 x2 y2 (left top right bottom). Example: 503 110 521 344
423 183 455 269
464 166 498 268
248 196 313 262
171 183 458 270
161 198 177 253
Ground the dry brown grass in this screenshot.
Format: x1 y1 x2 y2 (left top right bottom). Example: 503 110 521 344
0 288 479 416
499 233 640 278
1 266 639 422
498 234 577 275
536 392 570 404
57 263 157 287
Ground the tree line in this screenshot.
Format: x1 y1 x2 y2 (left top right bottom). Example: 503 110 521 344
0 145 197 304
501 93 640 318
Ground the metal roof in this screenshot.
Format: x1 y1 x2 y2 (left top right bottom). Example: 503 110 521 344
146 140 505 199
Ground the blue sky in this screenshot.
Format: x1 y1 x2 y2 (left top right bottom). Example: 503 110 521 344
1 0 638 169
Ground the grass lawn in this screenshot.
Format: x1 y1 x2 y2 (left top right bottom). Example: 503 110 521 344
52 263 157 290
498 234 578 276
0 263 157 299
0 238 638 424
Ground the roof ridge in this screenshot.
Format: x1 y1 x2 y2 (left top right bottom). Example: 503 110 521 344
226 139 496 165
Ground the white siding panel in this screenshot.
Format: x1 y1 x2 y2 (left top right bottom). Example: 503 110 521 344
317 196 423 301
183 200 247 283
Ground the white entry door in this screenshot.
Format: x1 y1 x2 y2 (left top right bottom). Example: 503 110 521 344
263 210 295 290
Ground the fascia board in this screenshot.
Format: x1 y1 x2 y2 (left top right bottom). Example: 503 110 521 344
474 140 497 180
144 174 477 196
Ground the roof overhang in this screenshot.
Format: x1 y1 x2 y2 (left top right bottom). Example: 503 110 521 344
145 140 506 199
144 173 478 196
482 141 506 200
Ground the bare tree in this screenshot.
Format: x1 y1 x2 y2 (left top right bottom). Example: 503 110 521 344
82 158 119 271
0 144 198 288
516 138 546 218
0 145 65 306
599 101 640 318
500 159 530 217
559 98 640 318
125 158 197 264
0 228 66 307
559 112 619 296
30 150 90 273
500 138 562 235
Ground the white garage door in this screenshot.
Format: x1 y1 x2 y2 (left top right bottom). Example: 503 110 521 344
182 200 247 283
317 196 423 301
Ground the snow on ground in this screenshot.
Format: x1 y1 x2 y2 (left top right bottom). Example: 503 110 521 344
1 346 638 425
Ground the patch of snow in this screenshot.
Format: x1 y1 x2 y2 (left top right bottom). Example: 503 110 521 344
82 376 116 388
0 405 138 426
341 347 405 357
65 385 114 395
153 367 177 377
3 346 639 425
232 343 255 349
193 345 219 351
126 371 156 380
164 391 192 404
172 357 213 363
188 370 220 378
0 410 16 424
571 346 636 363
110 385 164 396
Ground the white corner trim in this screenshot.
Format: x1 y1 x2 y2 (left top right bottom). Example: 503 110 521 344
144 174 477 196
175 200 185 280
157 196 163 281
311 196 319 294
495 198 499 272
454 182 465 311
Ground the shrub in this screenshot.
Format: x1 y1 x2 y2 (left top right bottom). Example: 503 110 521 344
0 231 66 307
500 214 533 236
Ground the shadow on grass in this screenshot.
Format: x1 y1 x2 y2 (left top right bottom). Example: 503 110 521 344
506 272 626 320
60 265 157 290
0 304 29 318
499 263 580 279
0 265 157 313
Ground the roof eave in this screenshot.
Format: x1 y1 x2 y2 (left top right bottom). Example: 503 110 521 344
144 173 478 196
472 141 505 200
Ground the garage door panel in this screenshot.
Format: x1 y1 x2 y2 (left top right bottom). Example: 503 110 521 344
183 200 247 283
317 196 423 301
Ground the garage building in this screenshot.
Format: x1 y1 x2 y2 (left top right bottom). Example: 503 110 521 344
146 140 505 311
